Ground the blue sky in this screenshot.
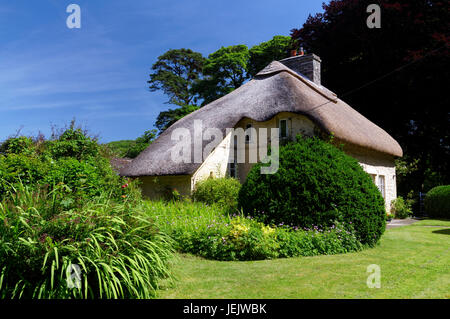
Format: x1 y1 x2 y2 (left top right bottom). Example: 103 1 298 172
0 0 324 143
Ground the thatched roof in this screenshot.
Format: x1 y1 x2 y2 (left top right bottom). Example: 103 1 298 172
121 61 402 177
110 158 132 173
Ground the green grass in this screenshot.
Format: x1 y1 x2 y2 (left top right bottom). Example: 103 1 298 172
412 218 450 227
158 220 450 299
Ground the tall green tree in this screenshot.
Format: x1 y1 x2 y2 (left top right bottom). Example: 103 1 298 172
194 45 250 105
290 0 449 196
248 35 292 77
148 49 205 106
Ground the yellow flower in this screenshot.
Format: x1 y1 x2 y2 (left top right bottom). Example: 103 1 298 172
262 225 275 236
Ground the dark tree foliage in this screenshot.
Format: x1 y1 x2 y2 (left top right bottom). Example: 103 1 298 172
290 0 449 195
148 48 205 106
194 45 250 106
248 35 293 77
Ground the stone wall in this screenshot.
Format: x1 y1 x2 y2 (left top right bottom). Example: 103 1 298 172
338 141 397 213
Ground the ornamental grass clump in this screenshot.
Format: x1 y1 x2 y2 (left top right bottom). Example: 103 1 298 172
0 183 174 299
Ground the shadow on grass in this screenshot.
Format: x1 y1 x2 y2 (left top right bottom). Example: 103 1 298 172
432 228 450 235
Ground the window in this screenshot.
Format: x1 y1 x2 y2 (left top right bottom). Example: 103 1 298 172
279 119 288 138
377 175 385 199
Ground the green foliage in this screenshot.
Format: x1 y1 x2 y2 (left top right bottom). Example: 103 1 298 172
45 129 99 161
238 136 386 246
0 129 137 207
155 105 199 133
144 201 363 261
148 48 205 106
248 35 292 77
194 45 250 105
105 140 135 157
390 197 412 219
193 178 241 213
123 129 157 158
150 37 297 131
424 185 450 218
291 0 449 199
0 183 173 299
106 130 157 159
0 136 35 156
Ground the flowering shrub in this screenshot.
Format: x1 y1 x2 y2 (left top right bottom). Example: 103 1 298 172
193 177 241 213
145 201 364 261
390 196 412 219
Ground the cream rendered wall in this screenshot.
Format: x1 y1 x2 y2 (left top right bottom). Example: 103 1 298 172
340 142 397 213
139 175 191 200
191 131 233 189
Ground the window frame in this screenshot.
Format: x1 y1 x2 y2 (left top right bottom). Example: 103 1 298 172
279 118 289 139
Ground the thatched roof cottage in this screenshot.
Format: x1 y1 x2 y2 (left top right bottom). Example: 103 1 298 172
120 54 402 212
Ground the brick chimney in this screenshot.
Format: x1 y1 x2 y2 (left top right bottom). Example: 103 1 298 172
279 53 321 86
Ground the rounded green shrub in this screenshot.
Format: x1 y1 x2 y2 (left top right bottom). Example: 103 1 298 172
193 177 241 212
424 185 450 218
238 136 386 246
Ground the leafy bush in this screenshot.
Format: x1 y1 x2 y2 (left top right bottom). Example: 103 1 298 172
0 128 136 207
0 136 35 156
193 178 241 213
45 129 99 160
424 185 450 218
105 140 135 157
390 197 412 219
144 201 363 261
0 183 173 299
106 130 157 159
238 136 386 246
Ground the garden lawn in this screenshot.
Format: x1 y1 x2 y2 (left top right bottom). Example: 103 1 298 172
158 220 450 299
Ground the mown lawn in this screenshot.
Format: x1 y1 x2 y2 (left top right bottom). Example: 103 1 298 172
158 219 450 299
